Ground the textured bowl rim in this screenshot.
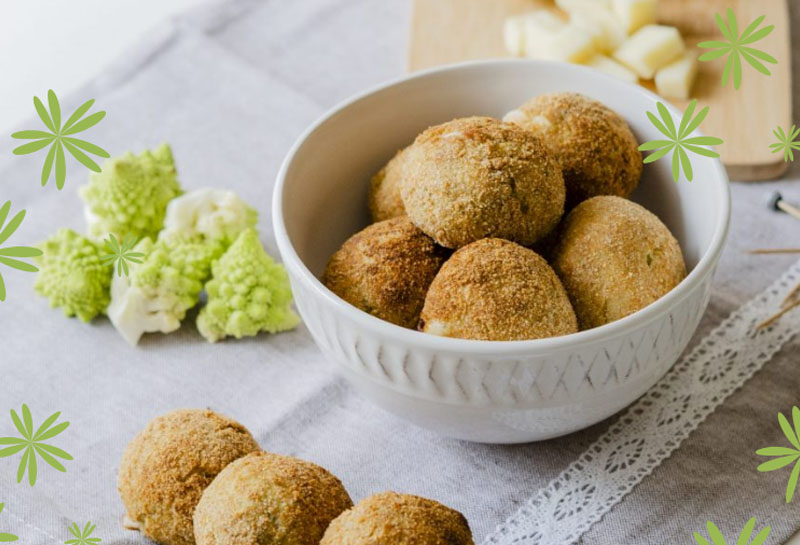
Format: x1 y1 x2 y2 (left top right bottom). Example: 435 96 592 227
273 58 731 357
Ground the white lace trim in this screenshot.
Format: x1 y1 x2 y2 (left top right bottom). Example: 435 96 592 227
484 260 800 545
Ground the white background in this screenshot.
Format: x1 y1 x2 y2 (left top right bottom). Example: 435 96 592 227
0 0 207 132
1 1 798 543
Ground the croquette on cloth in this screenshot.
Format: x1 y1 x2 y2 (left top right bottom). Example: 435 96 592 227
1 0 800 544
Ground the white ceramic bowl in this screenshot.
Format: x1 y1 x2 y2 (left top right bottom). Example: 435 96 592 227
273 60 730 444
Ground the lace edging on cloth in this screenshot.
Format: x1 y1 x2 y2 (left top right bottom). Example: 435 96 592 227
484 260 800 545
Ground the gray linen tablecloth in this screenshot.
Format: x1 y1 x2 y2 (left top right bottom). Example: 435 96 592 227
0 1 798 543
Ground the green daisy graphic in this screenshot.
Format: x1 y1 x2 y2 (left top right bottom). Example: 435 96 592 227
65 522 100 545
693 519 770 545
0 201 43 302
769 124 800 162
698 8 777 89
697 8 778 89
100 233 144 277
0 404 73 486
638 100 724 182
756 406 800 502
0 503 18 542
11 90 109 190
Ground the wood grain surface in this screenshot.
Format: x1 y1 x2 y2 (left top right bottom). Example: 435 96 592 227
409 0 792 181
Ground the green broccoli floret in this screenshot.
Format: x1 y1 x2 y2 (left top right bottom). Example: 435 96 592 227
79 143 183 242
33 228 112 322
107 234 225 345
197 228 299 342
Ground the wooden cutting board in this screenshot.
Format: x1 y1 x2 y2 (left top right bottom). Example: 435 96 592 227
409 0 792 181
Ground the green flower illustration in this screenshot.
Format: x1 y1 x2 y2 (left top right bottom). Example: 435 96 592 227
769 124 800 162
0 404 73 486
693 519 770 545
698 8 777 90
638 100 724 182
756 406 800 502
65 522 100 545
0 504 18 542
100 233 144 277
0 201 43 302
11 90 109 190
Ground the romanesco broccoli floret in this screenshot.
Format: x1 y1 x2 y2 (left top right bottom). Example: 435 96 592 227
197 228 298 342
107 234 225 345
33 228 112 322
79 143 183 242
161 188 258 244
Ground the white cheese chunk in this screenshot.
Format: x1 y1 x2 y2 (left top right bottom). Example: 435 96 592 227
570 7 627 53
586 54 639 83
613 24 684 79
612 0 658 33
525 23 597 63
521 11 567 57
503 11 566 58
521 9 567 32
503 16 526 56
655 52 698 99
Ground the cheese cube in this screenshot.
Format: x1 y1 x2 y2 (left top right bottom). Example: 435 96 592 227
612 0 658 33
503 16 526 56
522 11 566 37
655 52 698 99
504 11 565 57
586 54 639 83
571 7 627 52
613 25 684 79
509 11 563 57
526 24 596 63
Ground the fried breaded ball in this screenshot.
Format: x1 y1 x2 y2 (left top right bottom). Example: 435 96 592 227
194 451 353 545
321 492 474 545
368 147 408 222
118 409 259 545
322 217 449 328
504 92 642 207
401 116 565 248
420 238 578 341
551 196 686 329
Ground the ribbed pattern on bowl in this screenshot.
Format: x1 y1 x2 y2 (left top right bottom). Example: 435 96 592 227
292 269 713 409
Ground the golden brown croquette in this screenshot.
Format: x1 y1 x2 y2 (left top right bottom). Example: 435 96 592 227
504 92 642 207
401 116 565 248
118 409 260 545
322 217 449 328
419 238 578 341
320 492 474 545
194 451 353 545
551 196 686 329
368 147 408 222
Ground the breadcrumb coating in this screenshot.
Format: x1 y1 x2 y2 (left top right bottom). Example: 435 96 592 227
321 492 474 545
552 196 686 329
420 238 578 341
368 147 408 222
194 451 352 545
504 93 642 208
323 217 449 328
117 409 259 545
401 116 565 248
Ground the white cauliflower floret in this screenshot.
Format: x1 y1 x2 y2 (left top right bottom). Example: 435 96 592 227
107 235 224 345
161 188 257 244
